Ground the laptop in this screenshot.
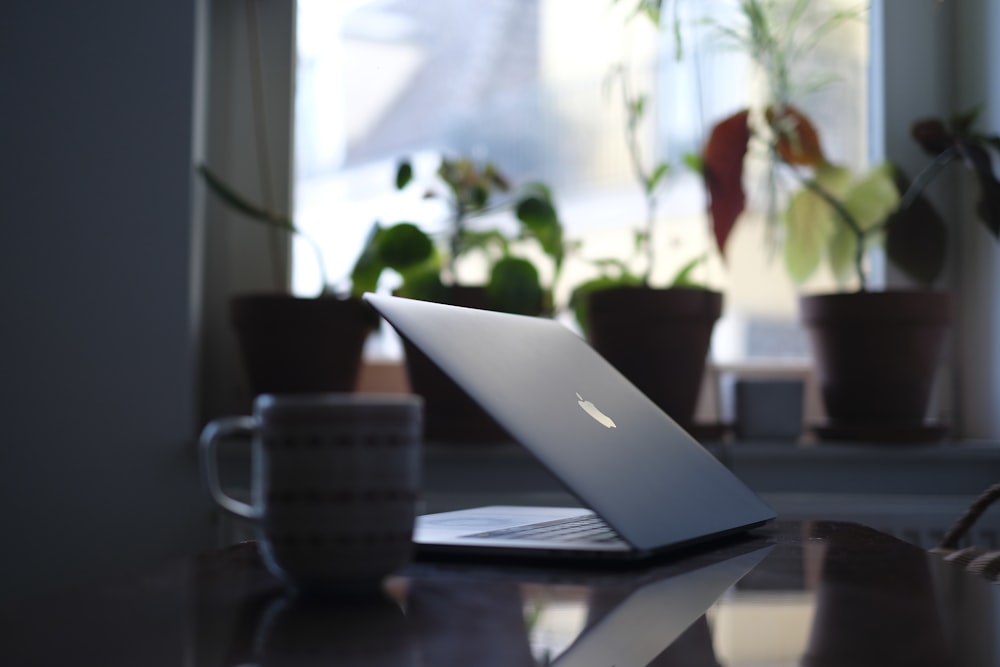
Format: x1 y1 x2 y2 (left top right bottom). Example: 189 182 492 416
363 293 775 562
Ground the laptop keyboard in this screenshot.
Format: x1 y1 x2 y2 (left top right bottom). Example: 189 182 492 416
461 514 624 544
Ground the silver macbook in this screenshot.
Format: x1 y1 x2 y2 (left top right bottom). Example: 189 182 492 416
363 293 775 561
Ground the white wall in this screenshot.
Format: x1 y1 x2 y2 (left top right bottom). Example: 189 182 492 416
0 1 214 601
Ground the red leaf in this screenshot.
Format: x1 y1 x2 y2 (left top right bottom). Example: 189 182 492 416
911 119 954 156
766 105 825 166
703 109 751 257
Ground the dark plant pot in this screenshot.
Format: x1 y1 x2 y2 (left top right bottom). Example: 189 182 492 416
230 294 376 395
586 286 723 430
401 286 510 443
800 291 952 431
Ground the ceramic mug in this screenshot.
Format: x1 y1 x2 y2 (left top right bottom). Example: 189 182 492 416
200 393 423 595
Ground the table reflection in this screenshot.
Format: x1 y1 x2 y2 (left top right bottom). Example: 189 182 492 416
800 523 951 667
180 523 1000 667
247 592 418 667
219 544 769 667
1 522 997 665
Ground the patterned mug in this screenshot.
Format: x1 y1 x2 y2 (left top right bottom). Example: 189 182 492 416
200 393 423 596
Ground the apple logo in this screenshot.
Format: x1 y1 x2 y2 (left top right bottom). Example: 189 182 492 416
576 393 617 428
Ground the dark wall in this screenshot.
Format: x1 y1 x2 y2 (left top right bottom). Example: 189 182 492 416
0 0 214 601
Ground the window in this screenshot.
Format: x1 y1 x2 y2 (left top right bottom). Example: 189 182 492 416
292 0 870 364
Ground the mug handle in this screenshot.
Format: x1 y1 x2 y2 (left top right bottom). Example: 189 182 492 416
199 416 261 520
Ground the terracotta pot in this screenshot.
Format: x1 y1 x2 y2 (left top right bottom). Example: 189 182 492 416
585 287 723 430
401 287 511 442
800 291 952 429
230 294 375 395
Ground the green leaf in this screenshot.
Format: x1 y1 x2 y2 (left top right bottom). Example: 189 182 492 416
813 163 854 200
395 159 413 190
591 257 636 279
885 166 948 286
515 195 563 259
350 222 436 296
782 164 864 284
569 274 642 335
668 255 706 288
631 94 647 121
633 229 649 254
488 257 543 315
982 136 1000 154
964 143 1000 238
377 222 434 271
198 164 297 234
682 152 703 174
457 228 510 259
397 267 447 302
646 162 671 195
840 162 901 232
782 187 837 283
515 194 557 228
350 223 387 296
826 221 858 286
520 180 553 201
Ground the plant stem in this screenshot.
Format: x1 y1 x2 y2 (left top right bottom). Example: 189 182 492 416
198 165 332 293
899 146 957 211
615 68 657 284
798 173 869 291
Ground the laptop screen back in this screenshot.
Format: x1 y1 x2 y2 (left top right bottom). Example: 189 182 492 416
363 294 775 552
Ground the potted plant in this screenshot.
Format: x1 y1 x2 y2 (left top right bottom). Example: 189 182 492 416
696 2 1000 437
354 154 568 441
567 24 721 434
786 109 999 438
198 166 386 397
702 0 916 438
701 36 999 435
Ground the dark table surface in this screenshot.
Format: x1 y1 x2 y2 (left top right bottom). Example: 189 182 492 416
1 520 997 666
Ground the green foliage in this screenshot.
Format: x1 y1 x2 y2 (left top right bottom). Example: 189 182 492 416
350 222 437 296
568 253 703 334
670 254 708 288
356 155 568 316
781 162 900 286
569 267 643 337
781 105 1000 290
488 257 544 316
709 0 860 108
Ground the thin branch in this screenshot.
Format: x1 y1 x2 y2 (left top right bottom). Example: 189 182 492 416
613 67 658 284
796 172 870 290
899 146 958 211
199 165 331 291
